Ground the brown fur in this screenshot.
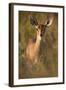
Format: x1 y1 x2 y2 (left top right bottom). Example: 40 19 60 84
24 15 53 67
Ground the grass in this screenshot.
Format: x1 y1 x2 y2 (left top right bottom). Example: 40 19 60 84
19 11 58 79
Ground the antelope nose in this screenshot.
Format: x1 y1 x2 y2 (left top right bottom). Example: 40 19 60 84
40 33 43 37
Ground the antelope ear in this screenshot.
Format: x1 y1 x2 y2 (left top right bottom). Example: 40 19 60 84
45 15 54 27
30 16 38 26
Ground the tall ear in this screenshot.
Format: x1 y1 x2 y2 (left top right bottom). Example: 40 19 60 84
30 16 38 26
45 14 54 27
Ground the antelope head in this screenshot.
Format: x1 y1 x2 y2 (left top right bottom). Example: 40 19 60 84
30 15 54 39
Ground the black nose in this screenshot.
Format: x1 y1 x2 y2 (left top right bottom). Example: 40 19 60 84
40 33 43 37
40 30 45 37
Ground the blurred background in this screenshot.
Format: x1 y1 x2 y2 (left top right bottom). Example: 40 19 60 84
19 11 58 79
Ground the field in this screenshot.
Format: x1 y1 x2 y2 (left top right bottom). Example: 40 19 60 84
19 11 58 79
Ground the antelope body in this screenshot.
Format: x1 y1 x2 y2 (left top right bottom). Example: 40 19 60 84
25 15 54 66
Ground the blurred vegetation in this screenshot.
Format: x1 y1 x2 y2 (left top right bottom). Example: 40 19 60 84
19 11 58 79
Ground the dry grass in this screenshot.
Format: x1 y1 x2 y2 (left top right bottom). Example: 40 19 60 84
19 11 58 79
